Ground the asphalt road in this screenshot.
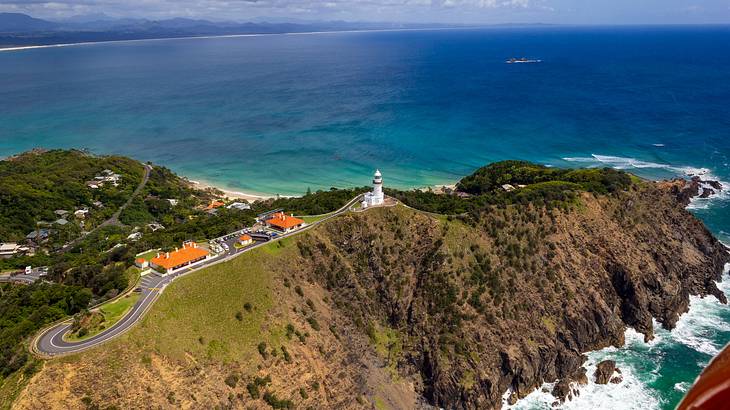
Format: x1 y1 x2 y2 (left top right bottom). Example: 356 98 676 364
33 194 364 357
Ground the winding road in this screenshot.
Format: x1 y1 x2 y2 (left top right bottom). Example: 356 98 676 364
33 194 365 357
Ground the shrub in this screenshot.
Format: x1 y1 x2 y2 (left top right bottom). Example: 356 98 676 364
225 373 239 388
244 302 253 312
285 323 296 339
306 317 320 331
258 342 268 359
299 387 308 399
247 383 260 399
235 311 243 321
294 285 303 297
263 391 294 409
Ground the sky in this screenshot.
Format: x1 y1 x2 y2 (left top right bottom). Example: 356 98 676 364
0 0 729 24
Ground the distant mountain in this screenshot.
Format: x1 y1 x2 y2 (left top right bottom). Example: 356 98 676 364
0 12 60 32
0 12 466 49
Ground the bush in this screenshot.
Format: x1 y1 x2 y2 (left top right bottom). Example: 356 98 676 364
244 302 253 312
263 391 294 409
225 373 239 388
306 317 320 331
247 383 261 399
258 342 268 359
235 311 243 321
294 285 303 297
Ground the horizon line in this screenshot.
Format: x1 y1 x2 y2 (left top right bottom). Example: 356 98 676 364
2 23 729 53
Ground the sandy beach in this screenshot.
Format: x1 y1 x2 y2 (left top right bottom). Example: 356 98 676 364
188 179 275 203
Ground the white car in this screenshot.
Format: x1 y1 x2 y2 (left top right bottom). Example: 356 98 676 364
25 266 32 274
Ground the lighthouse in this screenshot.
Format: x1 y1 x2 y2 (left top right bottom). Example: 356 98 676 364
362 169 385 208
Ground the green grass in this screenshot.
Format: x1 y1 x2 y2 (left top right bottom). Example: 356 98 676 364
135 249 160 261
300 214 329 224
367 322 402 379
130 243 286 368
374 396 389 410
66 293 141 341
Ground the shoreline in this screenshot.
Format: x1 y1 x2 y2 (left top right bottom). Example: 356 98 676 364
187 179 276 202
189 177 461 203
0 26 472 53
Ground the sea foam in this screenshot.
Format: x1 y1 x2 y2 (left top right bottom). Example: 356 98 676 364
507 265 730 409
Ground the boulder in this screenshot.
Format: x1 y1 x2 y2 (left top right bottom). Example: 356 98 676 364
594 360 616 384
551 379 572 402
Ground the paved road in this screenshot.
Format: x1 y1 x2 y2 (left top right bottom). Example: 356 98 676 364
33 194 364 357
62 164 152 251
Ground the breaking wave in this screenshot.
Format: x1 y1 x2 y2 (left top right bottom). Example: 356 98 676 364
507 265 730 409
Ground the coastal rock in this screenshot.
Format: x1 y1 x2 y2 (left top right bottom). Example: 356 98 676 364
594 360 616 384
610 375 623 384
551 379 572 403
666 177 723 206
575 367 589 386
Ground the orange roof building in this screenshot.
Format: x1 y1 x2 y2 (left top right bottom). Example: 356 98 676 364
238 234 253 246
134 258 149 268
265 212 305 232
205 200 226 211
150 242 209 273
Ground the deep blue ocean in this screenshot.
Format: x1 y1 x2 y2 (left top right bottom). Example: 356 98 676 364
1 26 730 409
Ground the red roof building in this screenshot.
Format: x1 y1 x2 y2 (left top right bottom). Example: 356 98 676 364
150 242 209 273
265 212 305 232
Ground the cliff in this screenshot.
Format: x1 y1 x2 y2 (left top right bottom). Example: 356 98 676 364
13 179 729 409
294 181 728 408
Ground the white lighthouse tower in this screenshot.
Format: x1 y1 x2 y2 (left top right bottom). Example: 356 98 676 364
362 169 385 208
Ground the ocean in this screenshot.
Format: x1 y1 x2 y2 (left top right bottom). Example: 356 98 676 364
1 25 730 409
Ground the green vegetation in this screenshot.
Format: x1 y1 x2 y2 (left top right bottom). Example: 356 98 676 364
263 391 294 409
457 160 632 195
0 282 91 379
387 160 633 215
252 187 368 216
0 149 143 242
246 375 271 400
67 292 141 341
131 245 282 365
366 322 402 377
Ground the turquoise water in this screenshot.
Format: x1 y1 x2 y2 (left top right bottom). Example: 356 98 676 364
2 26 730 409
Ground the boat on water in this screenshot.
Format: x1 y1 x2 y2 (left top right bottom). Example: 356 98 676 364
506 57 542 64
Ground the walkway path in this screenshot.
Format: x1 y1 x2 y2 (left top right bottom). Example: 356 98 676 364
33 194 364 357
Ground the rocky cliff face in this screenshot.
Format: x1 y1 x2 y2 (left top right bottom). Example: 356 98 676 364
291 181 729 409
